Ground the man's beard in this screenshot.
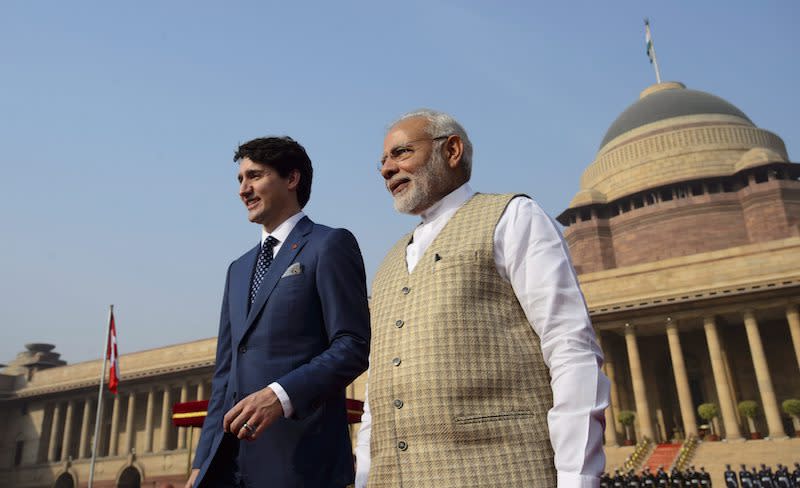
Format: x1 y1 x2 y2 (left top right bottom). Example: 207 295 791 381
393 149 449 215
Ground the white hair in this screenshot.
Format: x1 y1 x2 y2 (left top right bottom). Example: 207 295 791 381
390 108 473 180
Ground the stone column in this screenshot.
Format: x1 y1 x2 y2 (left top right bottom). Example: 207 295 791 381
743 310 785 438
604 345 623 439
193 382 207 450
108 394 121 456
721 346 740 425
624 324 654 440
47 402 63 462
160 386 173 451
60 400 75 461
144 388 155 453
703 316 742 440
178 383 189 449
787 305 800 374
665 319 698 437
124 392 136 454
78 398 92 458
596 333 618 446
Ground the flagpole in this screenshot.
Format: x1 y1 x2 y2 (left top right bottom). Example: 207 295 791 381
645 18 663 84
88 304 113 488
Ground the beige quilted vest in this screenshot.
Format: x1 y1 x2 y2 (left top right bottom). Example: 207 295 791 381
367 193 556 487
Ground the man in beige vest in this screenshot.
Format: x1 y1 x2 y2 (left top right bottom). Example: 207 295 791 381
355 109 610 488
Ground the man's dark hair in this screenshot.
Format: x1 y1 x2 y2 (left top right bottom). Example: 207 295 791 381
234 136 313 208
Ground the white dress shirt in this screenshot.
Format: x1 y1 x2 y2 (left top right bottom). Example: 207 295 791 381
261 210 306 418
355 184 609 488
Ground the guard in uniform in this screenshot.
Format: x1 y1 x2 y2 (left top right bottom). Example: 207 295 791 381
699 467 711 487
775 464 790 488
724 464 738 488
656 466 670 488
643 467 656 487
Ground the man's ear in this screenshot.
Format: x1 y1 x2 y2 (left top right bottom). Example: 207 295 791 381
444 135 464 170
287 169 301 191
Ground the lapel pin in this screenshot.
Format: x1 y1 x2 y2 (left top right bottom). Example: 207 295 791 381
291 243 298 250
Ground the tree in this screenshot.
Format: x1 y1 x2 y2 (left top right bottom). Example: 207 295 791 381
782 398 800 437
697 403 720 440
738 400 761 438
618 410 636 444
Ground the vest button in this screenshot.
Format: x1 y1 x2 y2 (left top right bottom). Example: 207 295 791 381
392 357 401 367
393 399 404 409
238 345 247 354
401 286 410 295
397 440 408 451
395 319 404 328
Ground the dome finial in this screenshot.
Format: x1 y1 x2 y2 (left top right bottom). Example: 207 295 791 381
640 81 686 99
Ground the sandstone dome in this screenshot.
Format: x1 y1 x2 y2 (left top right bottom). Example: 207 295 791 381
568 82 788 209
600 82 753 149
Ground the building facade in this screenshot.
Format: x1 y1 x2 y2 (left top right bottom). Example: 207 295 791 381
557 81 800 448
0 340 367 488
0 340 216 488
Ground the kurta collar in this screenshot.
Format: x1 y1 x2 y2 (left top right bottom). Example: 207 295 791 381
420 183 475 224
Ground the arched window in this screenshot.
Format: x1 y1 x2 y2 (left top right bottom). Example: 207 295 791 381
118 466 141 488
53 473 75 488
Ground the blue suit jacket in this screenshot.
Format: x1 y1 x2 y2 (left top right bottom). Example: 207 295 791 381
193 217 370 487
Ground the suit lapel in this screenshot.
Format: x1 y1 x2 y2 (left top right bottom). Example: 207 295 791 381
230 245 259 333
237 216 313 347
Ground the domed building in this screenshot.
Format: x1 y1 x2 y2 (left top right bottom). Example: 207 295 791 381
558 82 800 475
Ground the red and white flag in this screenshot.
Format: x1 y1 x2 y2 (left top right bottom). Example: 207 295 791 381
106 310 120 394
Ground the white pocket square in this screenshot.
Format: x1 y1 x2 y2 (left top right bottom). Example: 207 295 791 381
281 262 303 278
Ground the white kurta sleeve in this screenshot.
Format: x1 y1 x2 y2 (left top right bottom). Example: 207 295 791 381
495 196 610 488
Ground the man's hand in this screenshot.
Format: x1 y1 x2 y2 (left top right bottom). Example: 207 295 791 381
184 468 199 488
223 386 284 441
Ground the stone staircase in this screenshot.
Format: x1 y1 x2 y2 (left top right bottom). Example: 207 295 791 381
644 443 682 471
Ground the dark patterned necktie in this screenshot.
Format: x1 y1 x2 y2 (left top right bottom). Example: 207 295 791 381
250 236 279 304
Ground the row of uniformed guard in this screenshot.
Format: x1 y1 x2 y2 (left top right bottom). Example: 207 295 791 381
600 462 800 487
723 463 800 487
601 466 711 487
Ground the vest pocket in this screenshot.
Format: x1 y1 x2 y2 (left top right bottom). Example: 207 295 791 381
454 411 535 424
432 249 484 272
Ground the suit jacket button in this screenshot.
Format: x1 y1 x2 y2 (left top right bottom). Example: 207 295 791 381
239 345 247 354
395 320 404 328
401 286 410 295
393 399 404 409
392 357 401 367
397 440 408 451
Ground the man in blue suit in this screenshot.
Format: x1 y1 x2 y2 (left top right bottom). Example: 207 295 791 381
186 136 371 488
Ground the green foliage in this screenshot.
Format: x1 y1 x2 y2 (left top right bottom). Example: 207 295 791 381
618 410 636 426
737 400 759 419
697 403 719 421
782 398 800 417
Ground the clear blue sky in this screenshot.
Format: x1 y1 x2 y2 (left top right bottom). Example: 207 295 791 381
1 1 797 365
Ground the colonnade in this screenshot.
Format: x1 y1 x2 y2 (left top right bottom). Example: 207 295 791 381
602 304 800 446
43 379 209 464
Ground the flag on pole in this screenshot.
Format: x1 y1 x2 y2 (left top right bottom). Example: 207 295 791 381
106 310 120 394
645 19 655 64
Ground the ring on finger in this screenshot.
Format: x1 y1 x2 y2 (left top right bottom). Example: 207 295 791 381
242 422 256 435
